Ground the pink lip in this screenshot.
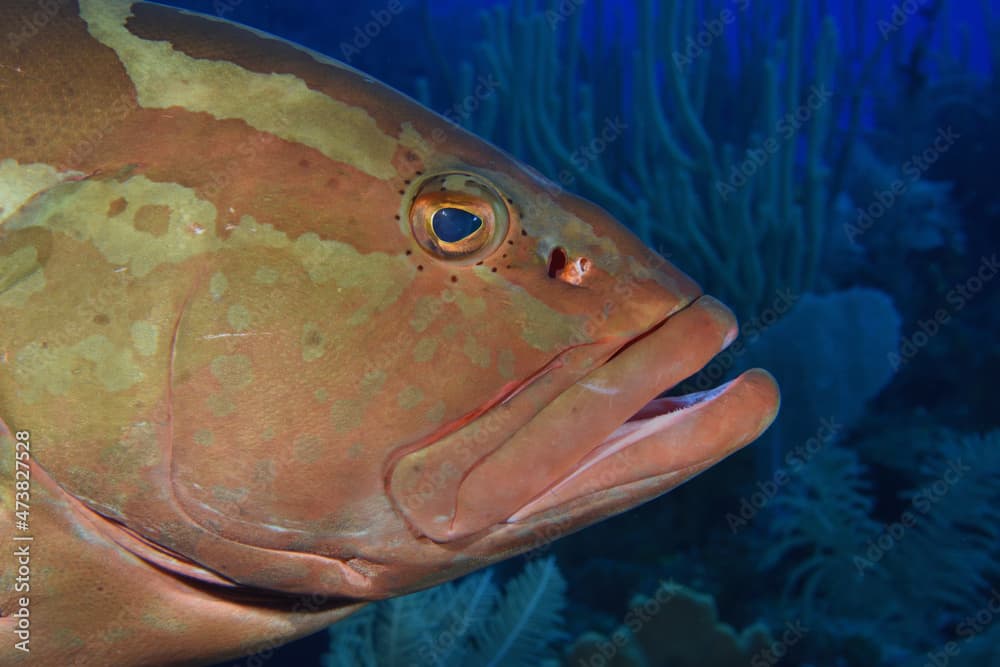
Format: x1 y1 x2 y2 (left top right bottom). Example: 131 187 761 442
389 295 780 543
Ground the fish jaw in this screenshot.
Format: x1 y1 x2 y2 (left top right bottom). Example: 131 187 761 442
388 295 780 546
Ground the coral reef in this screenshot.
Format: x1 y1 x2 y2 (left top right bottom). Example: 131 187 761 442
323 557 567 667
196 1 997 664
761 431 1000 663
564 582 773 667
421 0 843 319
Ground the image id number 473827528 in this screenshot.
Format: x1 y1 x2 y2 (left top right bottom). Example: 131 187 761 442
10 429 33 654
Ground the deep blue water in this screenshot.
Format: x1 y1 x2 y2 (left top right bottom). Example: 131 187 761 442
140 2 998 666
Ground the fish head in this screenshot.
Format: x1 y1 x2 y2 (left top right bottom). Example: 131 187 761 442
0 0 779 602
367 159 782 593
152 106 779 599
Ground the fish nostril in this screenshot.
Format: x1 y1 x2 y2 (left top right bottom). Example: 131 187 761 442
548 248 592 286
548 247 567 279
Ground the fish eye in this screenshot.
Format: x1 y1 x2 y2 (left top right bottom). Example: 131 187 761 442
432 208 483 243
409 173 509 262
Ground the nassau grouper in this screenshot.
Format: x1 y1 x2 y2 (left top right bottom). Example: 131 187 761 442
0 1 780 664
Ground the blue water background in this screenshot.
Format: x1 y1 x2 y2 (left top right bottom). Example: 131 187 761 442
145 1 998 665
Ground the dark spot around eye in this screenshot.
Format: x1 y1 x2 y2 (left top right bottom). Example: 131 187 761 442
398 190 405 195
476 260 484 266
299 159 310 168
451 276 458 283
415 170 424 175
93 314 110 325
406 151 418 162
417 265 424 271
404 179 411 185
502 254 508 259
506 265 512 269
394 214 401 220
491 267 498 273
548 247 567 279
507 240 515 245
406 249 413 256
521 230 528 237
506 197 514 204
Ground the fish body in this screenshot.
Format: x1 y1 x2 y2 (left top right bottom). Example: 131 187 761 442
0 1 779 664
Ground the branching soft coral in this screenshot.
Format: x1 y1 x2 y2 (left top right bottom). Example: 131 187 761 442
761 430 1000 660
323 557 567 667
889 431 1000 615
761 444 887 623
420 0 842 319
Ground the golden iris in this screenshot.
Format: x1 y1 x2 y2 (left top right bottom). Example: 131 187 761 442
409 173 509 262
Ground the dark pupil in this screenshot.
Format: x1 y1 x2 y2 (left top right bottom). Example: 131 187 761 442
432 208 483 243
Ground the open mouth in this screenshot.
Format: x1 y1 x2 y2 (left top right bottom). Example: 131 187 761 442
388 295 780 543
500 295 780 524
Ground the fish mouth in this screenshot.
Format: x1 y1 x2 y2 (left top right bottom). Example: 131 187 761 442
388 295 780 544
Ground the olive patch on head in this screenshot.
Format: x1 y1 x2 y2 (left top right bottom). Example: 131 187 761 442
409 173 509 263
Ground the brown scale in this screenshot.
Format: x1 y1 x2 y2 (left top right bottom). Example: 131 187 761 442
0 0 137 169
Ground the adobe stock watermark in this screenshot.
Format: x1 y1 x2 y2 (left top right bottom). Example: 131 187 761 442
339 0 405 63
955 588 1000 643
9 429 33 655
413 575 496 667
852 456 970 577
563 248 672 349
440 74 503 128
576 582 678 667
844 126 960 245
212 0 245 18
545 0 585 30
518 115 630 226
403 72 502 161
555 117 628 188
203 112 293 201
64 94 140 168
522 447 641 562
672 0 752 70
231 592 336 667
889 254 998 370
6 0 70 51
716 85 834 201
680 288 799 394
877 0 936 40
920 589 1000 667
918 589 1000 667
726 417 842 533
750 618 809 667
